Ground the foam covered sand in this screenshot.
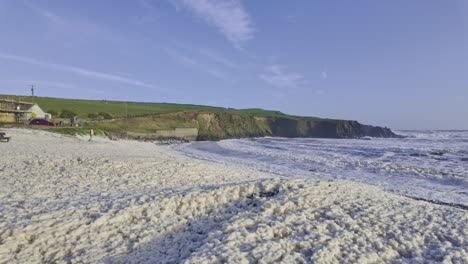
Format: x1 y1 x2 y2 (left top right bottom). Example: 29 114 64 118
0 129 467 263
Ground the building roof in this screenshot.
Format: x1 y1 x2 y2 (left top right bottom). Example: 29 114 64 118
0 99 35 105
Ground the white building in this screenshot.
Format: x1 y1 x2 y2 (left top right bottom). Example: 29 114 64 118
26 103 47 119
0 99 48 122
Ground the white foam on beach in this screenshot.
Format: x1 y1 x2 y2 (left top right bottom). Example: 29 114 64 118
175 131 468 207
0 129 467 263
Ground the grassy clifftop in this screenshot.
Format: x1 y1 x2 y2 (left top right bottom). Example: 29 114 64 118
0 95 397 140
0 95 293 119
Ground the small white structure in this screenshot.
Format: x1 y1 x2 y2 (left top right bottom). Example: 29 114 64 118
26 103 47 119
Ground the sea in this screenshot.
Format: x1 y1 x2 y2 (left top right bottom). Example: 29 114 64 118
175 130 468 208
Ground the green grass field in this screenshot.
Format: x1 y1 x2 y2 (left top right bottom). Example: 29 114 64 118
0 95 297 119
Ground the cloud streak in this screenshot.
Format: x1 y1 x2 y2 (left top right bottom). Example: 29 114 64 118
199 49 240 69
0 52 162 90
163 47 230 80
321 71 328 80
321 65 328 80
172 0 254 48
138 0 157 10
23 0 66 30
24 1 127 46
2 79 106 94
259 64 304 89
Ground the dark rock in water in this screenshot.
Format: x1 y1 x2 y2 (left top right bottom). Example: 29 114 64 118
429 151 444 156
410 153 428 157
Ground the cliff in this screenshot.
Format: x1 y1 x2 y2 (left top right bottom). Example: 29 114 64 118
194 112 398 140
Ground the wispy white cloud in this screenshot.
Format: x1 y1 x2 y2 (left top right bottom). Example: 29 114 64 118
315 89 325 95
169 40 241 69
33 80 80 90
198 49 240 69
163 47 230 80
164 47 198 67
0 52 163 90
132 15 156 25
138 0 157 10
24 1 126 45
134 0 159 24
203 68 229 80
3 79 77 90
23 1 65 30
172 0 254 48
283 14 298 24
321 65 328 80
3 79 106 94
321 71 328 80
259 64 304 89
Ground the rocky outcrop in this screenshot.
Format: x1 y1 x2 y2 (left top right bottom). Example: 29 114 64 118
195 112 399 140
196 113 270 140
266 118 397 139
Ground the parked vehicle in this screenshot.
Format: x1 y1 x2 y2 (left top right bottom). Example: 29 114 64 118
29 118 56 126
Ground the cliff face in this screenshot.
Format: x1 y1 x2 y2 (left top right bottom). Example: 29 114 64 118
195 113 398 140
196 113 271 140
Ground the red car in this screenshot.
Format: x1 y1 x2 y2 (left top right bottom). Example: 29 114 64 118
29 119 56 126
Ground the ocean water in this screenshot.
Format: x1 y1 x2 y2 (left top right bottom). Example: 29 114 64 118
175 130 468 207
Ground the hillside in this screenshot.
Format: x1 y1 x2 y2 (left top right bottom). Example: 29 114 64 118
0 95 292 118
0 95 398 140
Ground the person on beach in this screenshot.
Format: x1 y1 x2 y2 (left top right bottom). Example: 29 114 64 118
89 129 94 141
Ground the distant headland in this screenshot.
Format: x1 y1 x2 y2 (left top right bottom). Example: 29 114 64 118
0 94 399 141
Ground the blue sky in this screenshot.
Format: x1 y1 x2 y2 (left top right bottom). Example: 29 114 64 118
0 0 467 129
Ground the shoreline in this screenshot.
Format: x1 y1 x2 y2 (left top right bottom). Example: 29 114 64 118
1 121 402 143
403 196 468 211
0 128 467 263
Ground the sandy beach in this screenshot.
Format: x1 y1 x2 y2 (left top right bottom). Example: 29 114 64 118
0 129 467 263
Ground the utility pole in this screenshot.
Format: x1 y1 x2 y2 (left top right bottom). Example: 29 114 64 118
125 101 128 139
30 85 35 97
